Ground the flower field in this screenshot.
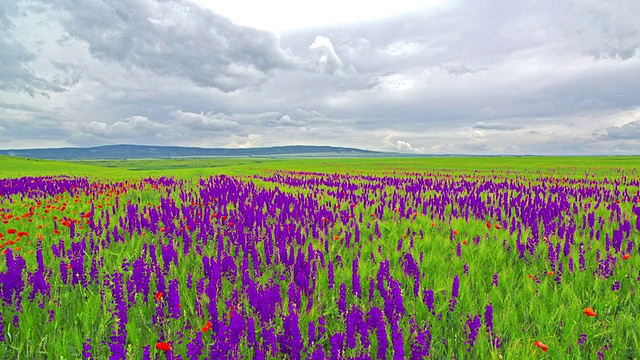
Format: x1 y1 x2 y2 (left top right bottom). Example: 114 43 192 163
0 157 639 359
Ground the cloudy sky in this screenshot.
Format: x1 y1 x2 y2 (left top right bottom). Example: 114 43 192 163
1 0 639 154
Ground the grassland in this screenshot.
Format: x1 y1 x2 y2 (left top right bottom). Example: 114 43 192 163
0 155 639 359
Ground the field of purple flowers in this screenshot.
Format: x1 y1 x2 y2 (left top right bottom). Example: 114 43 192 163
1 164 639 359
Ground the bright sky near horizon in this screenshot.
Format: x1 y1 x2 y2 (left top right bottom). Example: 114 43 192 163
1 0 639 154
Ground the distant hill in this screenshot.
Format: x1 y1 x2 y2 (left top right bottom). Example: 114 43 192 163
0 144 394 160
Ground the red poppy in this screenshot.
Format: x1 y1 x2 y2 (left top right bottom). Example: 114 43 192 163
534 340 548 352
486 222 492 229
453 230 459 236
202 320 212 333
494 224 501 229
155 342 172 351
547 271 554 276
7 229 17 235
583 307 596 317
155 292 164 301
622 254 630 260
333 236 340 240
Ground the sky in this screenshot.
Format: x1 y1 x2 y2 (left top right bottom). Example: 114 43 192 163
1 0 639 154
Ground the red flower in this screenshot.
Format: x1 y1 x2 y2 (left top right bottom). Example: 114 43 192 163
494 224 502 229
486 222 492 229
7 229 17 235
202 320 212 333
622 254 630 260
583 307 596 317
534 340 548 352
155 342 172 351
154 292 164 301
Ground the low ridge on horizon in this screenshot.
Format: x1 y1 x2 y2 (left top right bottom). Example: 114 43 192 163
0 144 401 161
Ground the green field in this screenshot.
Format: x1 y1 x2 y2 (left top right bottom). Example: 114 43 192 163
0 155 639 359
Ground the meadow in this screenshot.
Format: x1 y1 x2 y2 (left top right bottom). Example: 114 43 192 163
0 155 639 359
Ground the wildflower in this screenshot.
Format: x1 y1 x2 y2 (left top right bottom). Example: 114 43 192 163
611 281 621 291
202 320 212 333
487 222 491 229
547 271 554 276
7 229 16 235
494 224 501 229
465 315 482 350
453 230 459 236
578 333 587 350
154 292 164 301
583 307 596 317
622 254 630 260
534 340 548 352
155 342 172 351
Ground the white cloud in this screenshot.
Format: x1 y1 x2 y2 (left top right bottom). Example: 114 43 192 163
309 36 343 74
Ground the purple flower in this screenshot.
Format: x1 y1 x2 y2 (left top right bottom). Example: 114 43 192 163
578 333 587 350
484 303 493 331
492 273 498 287
328 261 335 289
308 321 316 345
0 312 5 342
423 289 434 312
367 307 388 359
186 332 204 360
279 312 303 359
330 332 345 360
82 338 92 359
352 259 362 299
346 306 363 349
452 275 460 299
338 283 347 316
168 279 181 319
612 281 621 291
465 315 482 350
311 344 326 360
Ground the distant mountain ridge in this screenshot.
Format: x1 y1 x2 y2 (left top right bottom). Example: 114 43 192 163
0 144 390 160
